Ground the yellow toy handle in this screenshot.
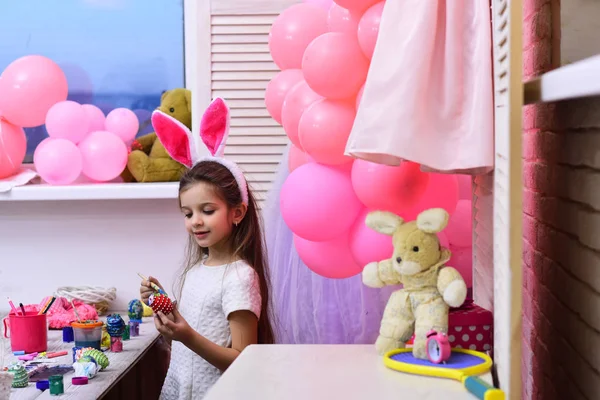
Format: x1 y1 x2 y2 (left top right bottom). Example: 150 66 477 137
463 376 505 400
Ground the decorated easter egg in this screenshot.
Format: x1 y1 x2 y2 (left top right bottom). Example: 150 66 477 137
128 299 144 322
8 363 28 388
106 314 126 337
148 293 174 315
82 348 110 370
142 301 153 317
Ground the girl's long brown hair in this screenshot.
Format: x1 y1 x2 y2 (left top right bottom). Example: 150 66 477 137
175 161 275 344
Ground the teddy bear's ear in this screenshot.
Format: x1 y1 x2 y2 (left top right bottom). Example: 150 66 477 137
365 211 404 235
416 208 449 233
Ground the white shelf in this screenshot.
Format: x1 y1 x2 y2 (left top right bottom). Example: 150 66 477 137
0 182 180 201
524 54 600 104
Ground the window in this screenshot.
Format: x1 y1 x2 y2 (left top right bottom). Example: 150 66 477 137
0 0 185 161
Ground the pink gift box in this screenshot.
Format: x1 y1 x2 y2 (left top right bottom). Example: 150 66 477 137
447 302 493 352
406 300 493 354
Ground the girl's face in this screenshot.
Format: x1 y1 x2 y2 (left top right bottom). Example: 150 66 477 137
179 182 242 250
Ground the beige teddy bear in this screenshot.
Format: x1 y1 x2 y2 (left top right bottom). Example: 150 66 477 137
362 208 467 359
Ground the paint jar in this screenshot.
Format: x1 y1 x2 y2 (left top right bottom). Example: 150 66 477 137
71 321 103 350
49 375 64 396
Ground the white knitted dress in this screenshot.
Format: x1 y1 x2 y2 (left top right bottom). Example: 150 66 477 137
160 260 262 400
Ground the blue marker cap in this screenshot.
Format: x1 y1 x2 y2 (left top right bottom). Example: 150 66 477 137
12 350 25 355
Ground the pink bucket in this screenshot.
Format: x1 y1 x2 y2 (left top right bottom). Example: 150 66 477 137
3 311 48 353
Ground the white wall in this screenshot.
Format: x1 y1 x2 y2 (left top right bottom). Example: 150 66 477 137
0 199 187 314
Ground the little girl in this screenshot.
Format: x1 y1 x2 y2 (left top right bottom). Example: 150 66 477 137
140 98 274 399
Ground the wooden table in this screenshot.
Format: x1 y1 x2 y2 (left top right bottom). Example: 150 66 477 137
4 313 161 400
204 344 495 400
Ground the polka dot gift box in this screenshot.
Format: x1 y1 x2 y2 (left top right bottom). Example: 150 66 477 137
446 302 493 353
406 300 493 353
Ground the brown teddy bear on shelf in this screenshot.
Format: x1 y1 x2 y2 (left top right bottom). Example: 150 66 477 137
121 88 191 182
362 208 467 359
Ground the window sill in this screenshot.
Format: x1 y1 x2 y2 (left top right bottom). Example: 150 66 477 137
0 181 179 201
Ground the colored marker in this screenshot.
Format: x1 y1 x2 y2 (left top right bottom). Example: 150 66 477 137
6 297 19 315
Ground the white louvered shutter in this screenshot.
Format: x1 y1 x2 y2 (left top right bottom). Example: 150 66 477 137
491 0 523 398
186 0 298 208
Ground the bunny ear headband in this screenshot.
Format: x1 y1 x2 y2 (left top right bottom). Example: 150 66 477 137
151 97 249 205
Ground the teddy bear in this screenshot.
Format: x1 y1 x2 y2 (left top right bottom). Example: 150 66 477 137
362 208 467 359
121 88 191 182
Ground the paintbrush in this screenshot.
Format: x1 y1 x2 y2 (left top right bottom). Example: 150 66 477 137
137 273 167 295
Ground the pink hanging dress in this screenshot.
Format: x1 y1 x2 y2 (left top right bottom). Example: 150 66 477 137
346 0 494 175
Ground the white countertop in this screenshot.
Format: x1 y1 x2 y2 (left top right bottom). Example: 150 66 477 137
205 344 494 400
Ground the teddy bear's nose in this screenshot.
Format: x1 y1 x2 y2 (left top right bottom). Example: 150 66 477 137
395 256 402 264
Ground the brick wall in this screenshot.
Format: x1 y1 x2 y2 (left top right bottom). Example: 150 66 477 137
473 0 600 398
522 0 600 399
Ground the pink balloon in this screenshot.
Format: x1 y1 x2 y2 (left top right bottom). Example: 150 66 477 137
449 245 473 287
403 173 460 220
437 231 450 249
445 200 473 248
0 55 68 128
281 162 362 241
78 131 128 182
350 209 394 267
288 144 313 172
333 0 380 13
327 3 360 35
33 138 82 185
45 101 90 144
457 174 472 200
304 0 334 10
298 99 355 165
351 160 429 214
82 104 106 133
281 80 322 149
105 108 139 143
356 84 365 111
269 4 329 70
0 119 26 179
357 2 384 59
295 232 362 279
302 32 369 99
265 70 305 124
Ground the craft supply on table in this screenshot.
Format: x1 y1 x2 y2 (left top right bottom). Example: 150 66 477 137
82 348 109 370
127 299 144 323
36 380 50 391
71 320 103 350
7 362 29 388
384 348 505 400
62 326 74 342
73 357 99 380
49 374 64 395
106 314 126 352
38 297 56 315
3 310 48 353
29 365 74 383
72 376 88 385
129 320 140 337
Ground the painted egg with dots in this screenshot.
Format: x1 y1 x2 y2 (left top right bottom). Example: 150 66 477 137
149 293 174 315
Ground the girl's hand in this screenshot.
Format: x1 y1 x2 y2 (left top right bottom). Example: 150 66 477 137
154 308 194 344
140 276 164 305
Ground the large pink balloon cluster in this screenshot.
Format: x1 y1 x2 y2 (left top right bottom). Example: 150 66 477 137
34 102 139 185
267 0 473 284
0 55 69 179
